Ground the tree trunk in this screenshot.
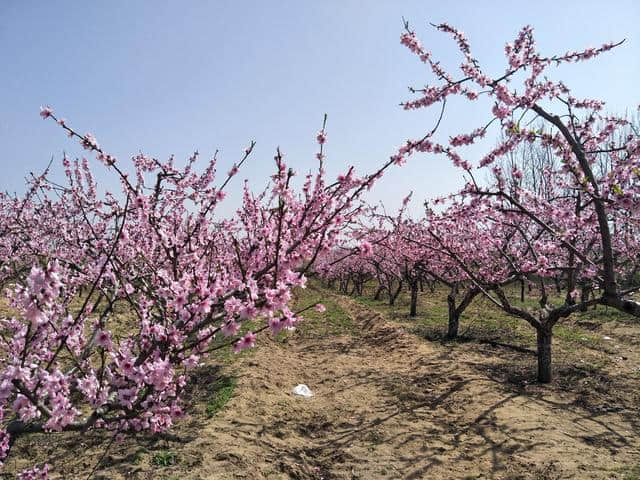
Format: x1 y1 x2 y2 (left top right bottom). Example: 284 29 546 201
389 281 402 306
447 304 459 339
447 284 480 339
554 277 562 295
536 327 553 383
409 282 418 317
580 286 589 312
373 284 385 301
447 285 459 338
520 279 525 302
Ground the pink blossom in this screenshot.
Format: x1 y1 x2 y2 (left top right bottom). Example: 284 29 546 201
95 330 113 350
268 316 285 334
221 320 240 337
17 464 50 480
233 331 256 353
39 106 52 119
359 240 373 257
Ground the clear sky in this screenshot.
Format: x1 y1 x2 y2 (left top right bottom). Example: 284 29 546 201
1 1 639 216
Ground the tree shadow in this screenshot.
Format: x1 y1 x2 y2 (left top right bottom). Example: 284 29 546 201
227 317 639 479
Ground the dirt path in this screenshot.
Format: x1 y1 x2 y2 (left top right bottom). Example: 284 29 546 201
183 293 640 480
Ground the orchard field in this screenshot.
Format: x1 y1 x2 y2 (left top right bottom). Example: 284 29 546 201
2 4 640 480
4 281 639 479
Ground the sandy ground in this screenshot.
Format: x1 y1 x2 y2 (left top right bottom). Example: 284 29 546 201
5 289 640 479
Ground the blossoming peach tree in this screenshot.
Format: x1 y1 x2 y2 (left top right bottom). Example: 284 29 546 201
396 21 640 382
0 110 398 477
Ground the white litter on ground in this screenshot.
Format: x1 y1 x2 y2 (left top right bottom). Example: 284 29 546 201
292 384 313 397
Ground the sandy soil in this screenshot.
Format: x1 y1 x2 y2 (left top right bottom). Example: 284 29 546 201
5 289 640 479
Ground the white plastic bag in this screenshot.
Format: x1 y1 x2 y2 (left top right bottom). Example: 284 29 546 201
292 384 313 397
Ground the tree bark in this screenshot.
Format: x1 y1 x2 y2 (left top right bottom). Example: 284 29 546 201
389 280 402 306
446 285 480 339
447 306 459 338
373 284 385 301
447 285 459 338
536 327 553 383
579 286 589 312
409 281 418 317
602 295 640 316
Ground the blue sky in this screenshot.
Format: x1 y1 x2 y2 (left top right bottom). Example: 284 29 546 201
1 1 638 216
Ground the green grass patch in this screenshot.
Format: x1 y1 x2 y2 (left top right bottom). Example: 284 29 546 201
291 282 353 335
205 376 237 417
130 449 145 465
152 450 178 467
554 325 602 349
574 304 639 324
